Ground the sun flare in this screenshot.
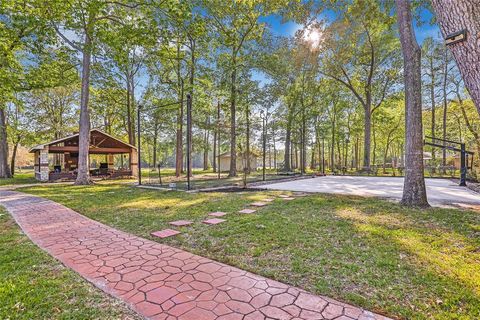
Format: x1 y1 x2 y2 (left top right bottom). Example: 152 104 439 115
303 27 322 49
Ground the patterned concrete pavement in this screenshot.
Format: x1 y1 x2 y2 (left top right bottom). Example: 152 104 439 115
0 191 391 320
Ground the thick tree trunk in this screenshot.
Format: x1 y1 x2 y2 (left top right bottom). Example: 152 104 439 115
10 139 20 176
396 0 429 207
431 0 480 115
75 38 92 185
363 106 371 170
0 107 11 178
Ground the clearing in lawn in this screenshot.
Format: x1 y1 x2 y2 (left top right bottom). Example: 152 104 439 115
0 207 141 320
17 182 480 319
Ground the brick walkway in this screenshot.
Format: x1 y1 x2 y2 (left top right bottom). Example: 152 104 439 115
0 191 390 320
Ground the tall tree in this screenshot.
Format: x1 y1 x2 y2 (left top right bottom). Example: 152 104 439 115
0 0 48 178
205 0 294 176
321 0 400 170
395 0 429 207
205 1 263 177
421 37 441 162
430 1 480 115
46 0 139 185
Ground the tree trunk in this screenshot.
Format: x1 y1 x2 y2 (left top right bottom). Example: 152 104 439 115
213 117 217 173
269 143 272 169
301 108 306 174
203 117 209 170
245 104 251 173
331 127 335 172
294 143 298 169
330 106 336 171
153 119 159 168
272 125 277 170
0 107 11 178
175 80 184 177
175 40 184 177
213 101 220 173
431 0 480 115
441 48 449 171
10 138 20 176
372 116 377 166
229 63 237 177
284 105 292 171
130 77 136 146
188 39 196 178
363 106 371 170
396 0 429 207
430 57 436 161
126 77 135 146
75 37 92 185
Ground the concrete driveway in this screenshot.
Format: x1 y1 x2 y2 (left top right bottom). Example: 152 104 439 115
258 176 480 208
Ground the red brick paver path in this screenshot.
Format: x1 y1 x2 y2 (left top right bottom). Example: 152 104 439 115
0 191 391 320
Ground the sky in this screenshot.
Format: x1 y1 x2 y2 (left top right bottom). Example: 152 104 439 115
135 5 443 96
260 7 441 41
250 7 442 86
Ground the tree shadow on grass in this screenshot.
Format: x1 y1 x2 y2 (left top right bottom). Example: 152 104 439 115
21 184 480 319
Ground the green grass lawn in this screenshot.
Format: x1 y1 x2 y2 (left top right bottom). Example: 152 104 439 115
17 182 480 319
0 207 141 320
141 167 300 190
0 170 37 186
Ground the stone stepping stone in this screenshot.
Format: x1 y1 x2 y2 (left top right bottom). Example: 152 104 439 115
278 195 291 198
251 202 267 207
151 229 180 238
239 208 256 214
203 218 226 225
281 197 295 201
293 193 308 197
169 220 193 227
262 198 275 202
209 211 227 217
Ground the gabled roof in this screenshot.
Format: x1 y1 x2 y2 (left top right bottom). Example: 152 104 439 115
29 129 137 152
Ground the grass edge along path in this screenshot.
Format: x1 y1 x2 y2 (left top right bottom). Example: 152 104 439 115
0 206 141 320
19 182 480 319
